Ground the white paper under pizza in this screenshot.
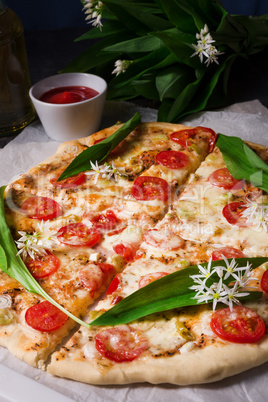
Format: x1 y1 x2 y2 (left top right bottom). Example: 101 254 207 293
0 100 268 401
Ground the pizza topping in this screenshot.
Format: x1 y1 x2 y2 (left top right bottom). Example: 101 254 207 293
190 257 253 311
95 325 148 362
170 126 217 152
0 308 13 326
212 247 246 261
0 295 12 309
138 272 168 288
240 199 268 230
208 168 243 190
170 128 196 147
25 301 68 332
85 161 127 184
57 223 101 247
131 176 169 201
25 252 60 279
222 202 248 227
260 269 268 293
20 196 62 221
106 274 122 295
113 242 138 262
144 229 184 250
210 306 266 343
155 150 189 169
83 210 119 232
16 221 58 261
79 264 106 294
50 171 86 188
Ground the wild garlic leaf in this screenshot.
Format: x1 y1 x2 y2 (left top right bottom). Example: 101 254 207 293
90 258 265 326
58 112 141 180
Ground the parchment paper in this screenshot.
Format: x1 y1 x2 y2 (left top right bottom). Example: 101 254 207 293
0 100 268 402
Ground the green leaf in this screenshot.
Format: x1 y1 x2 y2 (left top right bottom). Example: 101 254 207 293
90 257 266 326
155 64 193 101
0 244 7 271
103 35 163 53
0 187 90 329
58 113 141 180
216 134 268 191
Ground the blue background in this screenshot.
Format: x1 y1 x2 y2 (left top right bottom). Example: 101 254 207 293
7 0 268 30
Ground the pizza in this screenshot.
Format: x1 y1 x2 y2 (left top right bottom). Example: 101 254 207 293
1 120 268 386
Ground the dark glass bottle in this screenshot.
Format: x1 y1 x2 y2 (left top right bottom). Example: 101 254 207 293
0 0 36 136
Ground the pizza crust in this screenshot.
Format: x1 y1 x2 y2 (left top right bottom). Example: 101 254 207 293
48 337 268 385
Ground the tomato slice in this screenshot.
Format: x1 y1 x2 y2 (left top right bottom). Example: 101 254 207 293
50 171 86 189
131 176 169 201
208 168 243 190
260 270 268 293
79 263 115 296
20 196 62 220
170 128 196 147
25 252 60 279
144 229 184 250
84 210 119 231
95 326 148 362
212 246 246 261
222 202 248 227
106 274 121 295
210 306 266 343
107 226 126 236
57 223 101 247
156 150 189 169
113 243 138 262
138 272 168 288
25 301 68 332
170 126 217 152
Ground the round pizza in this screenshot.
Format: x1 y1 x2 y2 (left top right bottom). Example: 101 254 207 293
1 120 268 386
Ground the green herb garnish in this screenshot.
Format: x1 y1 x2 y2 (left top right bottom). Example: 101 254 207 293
90 257 264 326
58 112 141 181
0 186 90 329
216 134 268 192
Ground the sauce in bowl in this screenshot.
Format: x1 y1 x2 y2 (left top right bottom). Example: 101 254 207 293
39 86 99 104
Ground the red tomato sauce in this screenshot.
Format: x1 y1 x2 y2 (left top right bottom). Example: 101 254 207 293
39 86 99 104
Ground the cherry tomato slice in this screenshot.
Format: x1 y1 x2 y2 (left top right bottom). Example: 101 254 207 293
106 274 121 295
50 171 86 189
113 243 138 262
170 129 196 147
222 202 248 227
57 223 101 247
25 252 60 279
208 168 243 190
260 270 268 293
131 176 169 202
85 210 119 231
156 150 189 169
170 126 217 152
79 263 115 296
212 247 246 261
25 301 68 332
138 272 168 288
21 196 62 221
95 326 148 362
210 306 266 343
144 229 184 250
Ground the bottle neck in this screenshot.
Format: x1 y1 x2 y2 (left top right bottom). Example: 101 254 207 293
0 0 7 14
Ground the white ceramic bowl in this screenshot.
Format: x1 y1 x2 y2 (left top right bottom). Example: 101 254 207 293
29 73 107 141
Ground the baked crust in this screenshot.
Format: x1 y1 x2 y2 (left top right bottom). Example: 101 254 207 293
48 337 268 385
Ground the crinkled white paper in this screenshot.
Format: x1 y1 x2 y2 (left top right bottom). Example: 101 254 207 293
0 100 268 401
